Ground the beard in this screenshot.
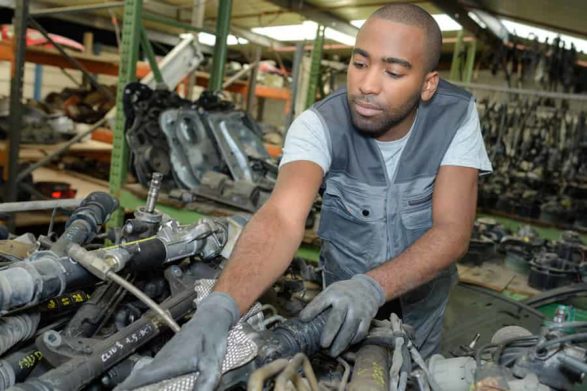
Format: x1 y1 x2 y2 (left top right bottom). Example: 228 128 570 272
348 92 421 139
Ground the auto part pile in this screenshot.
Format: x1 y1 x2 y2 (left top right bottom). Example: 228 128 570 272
477 97 586 229
0 182 583 390
461 219 587 290
0 97 76 144
482 34 580 92
124 83 277 214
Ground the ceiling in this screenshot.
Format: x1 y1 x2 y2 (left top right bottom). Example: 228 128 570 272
25 0 587 62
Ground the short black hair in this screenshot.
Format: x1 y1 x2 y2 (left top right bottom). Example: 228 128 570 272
370 3 442 72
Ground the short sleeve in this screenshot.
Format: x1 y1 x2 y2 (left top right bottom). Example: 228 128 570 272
441 98 493 175
279 110 332 175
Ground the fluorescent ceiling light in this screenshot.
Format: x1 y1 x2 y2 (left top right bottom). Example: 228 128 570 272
252 21 356 46
351 14 462 32
501 18 587 52
198 32 249 46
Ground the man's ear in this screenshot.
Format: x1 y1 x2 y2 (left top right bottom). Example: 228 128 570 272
421 71 439 102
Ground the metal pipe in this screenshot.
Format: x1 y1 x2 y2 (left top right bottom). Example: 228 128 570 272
16 117 107 183
222 61 259 89
106 272 180 333
348 344 390 391
246 47 261 114
336 357 351 391
209 0 232 92
145 172 163 214
139 24 164 85
274 353 319 391
0 199 82 213
30 2 124 16
65 244 180 333
4 0 29 204
284 42 304 130
247 358 289 391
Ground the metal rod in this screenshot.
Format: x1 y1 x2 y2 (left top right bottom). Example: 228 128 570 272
106 271 181 333
33 64 43 101
209 0 232 92
27 17 114 100
30 2 124 16
463 39 477 84
246 47 262 114
0 199 82 213
139 24 164 84
16 117 107 183
4 0 29 205
449 29 464 81
284 42 304 130
305 25 325 109
454 81 587 101
222 60 259 89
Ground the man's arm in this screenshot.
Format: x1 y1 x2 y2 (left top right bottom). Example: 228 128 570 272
367 165 478 301
214 161 324 314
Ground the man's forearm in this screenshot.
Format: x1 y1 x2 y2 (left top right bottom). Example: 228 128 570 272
367 223 470 301
214 203 305 314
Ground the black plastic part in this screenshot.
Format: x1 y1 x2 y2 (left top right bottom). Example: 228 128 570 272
255 312 328 366
126 239 167 272
13 288 197 391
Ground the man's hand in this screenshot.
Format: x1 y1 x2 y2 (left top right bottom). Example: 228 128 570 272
117 292 239 391
299 274 385 356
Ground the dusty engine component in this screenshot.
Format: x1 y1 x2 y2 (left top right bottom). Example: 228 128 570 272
0 190 585 390
0 98 75 144
124 84 277 214
44 85 116 124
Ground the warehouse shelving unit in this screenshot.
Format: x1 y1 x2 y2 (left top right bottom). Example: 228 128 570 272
2 0 293 226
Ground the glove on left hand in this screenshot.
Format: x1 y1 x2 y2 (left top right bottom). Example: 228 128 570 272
299 274 385 356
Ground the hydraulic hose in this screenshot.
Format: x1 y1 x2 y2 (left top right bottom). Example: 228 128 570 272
0 347 43 391
8 288 196 391
0 313 40 356
50 192 118 256
0 192 117 313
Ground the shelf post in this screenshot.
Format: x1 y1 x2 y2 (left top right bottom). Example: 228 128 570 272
209 0 232 92
108 0 142 228
4 0 29 205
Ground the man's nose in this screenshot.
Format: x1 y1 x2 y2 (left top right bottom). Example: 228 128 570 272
359 68 382 95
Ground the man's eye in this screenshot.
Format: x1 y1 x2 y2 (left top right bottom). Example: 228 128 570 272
353 62 366 69
386 71 402 79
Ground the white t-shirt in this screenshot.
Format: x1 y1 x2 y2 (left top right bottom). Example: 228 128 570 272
280 98 493 178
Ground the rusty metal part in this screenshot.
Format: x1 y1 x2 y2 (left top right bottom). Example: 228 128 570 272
348 344 390 391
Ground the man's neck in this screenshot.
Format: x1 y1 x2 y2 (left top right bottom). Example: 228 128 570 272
376 109 417 142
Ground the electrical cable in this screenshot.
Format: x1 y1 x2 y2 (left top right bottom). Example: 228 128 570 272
535 332 587 352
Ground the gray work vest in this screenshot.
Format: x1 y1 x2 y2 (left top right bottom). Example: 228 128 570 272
313 80 472 354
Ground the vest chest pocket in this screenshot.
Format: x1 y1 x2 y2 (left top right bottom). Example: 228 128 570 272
318 183 386 262
401 190 433 245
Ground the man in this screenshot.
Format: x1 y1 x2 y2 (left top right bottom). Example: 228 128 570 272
120 3 491 390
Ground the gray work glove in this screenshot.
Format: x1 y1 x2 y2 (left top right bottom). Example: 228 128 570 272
300 274 385 357
117 292 239 391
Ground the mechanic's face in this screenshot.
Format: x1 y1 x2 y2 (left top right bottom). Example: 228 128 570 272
347 18 438 140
